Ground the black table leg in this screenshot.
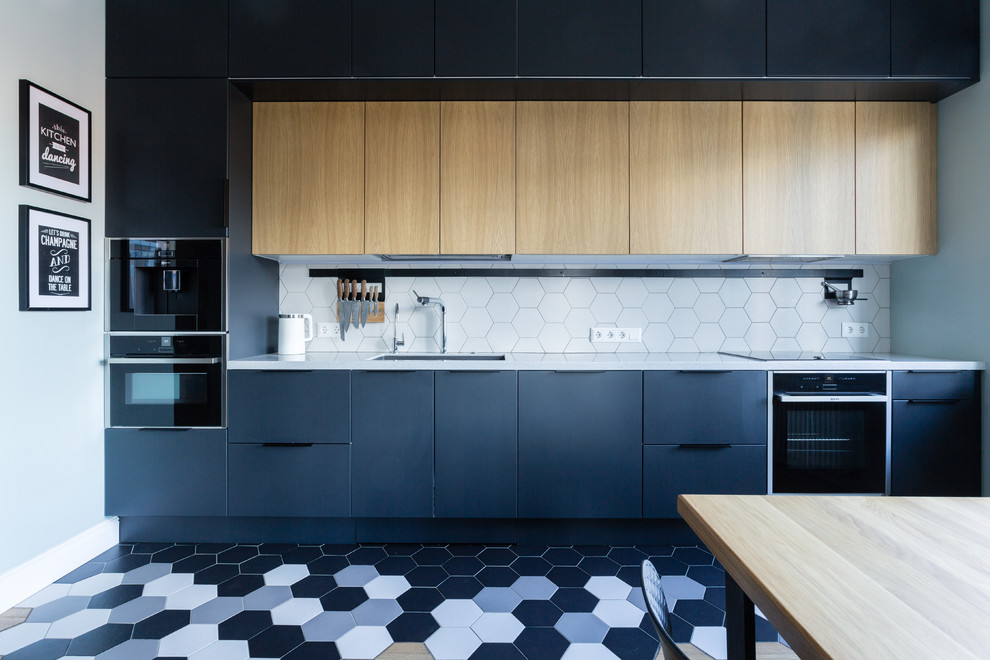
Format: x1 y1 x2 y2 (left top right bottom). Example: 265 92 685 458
724 572 756 660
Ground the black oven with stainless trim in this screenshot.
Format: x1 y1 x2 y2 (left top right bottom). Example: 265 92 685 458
108 238 224 332
107 335 224 428
770 372 889 494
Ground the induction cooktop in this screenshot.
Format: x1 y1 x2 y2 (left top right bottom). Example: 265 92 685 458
718 351 881 361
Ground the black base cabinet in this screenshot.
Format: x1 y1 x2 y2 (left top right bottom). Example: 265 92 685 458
643 371 768 518
644 445 767 518
891 371 981 496
518 371 643 518
106 78 228 238
435 371 517 518
351 371 435 517
105 429 226 517
228 444 350 517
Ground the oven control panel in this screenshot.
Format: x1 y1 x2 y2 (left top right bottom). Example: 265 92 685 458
773 372 886 394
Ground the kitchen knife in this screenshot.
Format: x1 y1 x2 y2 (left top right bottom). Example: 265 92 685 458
371 285 379 317
360 280 368 327
350 279 359 330
338 279 348 341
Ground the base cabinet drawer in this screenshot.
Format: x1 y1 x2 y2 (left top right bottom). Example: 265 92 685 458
228 444 350 517
645 371 767 445
891 370 977 401
105 429 227 517
644 444 767 518
891 399 981 496
228 370 350 444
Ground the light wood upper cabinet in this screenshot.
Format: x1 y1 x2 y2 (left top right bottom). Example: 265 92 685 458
743 102 856 255
253 102 364 254
516 102 630 254
856 102 936 255
440 101 515 254
365 102 440 254
630 102 742 254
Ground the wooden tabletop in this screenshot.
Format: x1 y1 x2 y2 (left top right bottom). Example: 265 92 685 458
678 495 990 660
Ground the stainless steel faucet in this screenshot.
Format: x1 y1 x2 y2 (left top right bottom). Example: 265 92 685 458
391 303 405 353
413 290 447 354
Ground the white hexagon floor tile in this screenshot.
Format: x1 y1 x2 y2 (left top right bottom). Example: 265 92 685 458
335 625 393 660
364 575 411 600
270 597 323 626
432 599 483 628
691 625 728 660
165 584 218 611
470 612 524 643
46 608 110 639
592 599 646 628
425 627 483 660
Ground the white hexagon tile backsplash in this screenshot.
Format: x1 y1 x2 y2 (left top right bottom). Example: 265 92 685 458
278 265 891 354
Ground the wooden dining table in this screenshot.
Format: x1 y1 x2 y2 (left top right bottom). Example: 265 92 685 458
677 494 990 660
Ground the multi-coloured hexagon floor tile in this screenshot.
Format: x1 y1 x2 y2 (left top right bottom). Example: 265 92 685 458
0 543 781 660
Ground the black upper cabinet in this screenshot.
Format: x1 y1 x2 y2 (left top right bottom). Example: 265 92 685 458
353 0 434 77
229 0 351 78
644 0 765 77
436 0 516 77
767 0 890 76
892 0 979 79
106 79 228 238
518 0 642 77
106 0 227 78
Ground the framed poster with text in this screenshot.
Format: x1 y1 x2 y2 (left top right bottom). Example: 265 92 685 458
19 206 91 311
19 80 92 202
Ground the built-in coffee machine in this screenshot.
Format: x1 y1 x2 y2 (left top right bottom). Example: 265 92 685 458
107 238 224 332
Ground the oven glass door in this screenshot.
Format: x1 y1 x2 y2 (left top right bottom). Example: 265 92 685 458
109 360 222 427
773 400 886 493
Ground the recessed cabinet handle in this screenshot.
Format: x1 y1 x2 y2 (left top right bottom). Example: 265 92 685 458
677 443 732 449
552 370 606 374
261 442 314 447
905 399 961 405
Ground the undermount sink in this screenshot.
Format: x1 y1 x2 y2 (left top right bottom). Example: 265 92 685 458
370 353 506 361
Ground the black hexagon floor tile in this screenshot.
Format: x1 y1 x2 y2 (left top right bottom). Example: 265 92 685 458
477 566 519 587
248 624 305 657
437 576 484 599
512 600 563 627
132 609 190 639
218 609 273 640
386 611 440 642
376 556 417 576
218 545 259 564
542 547 582 566
319 587 369 611
513 626 569 660
283 641 343 660
602 626 660 660
290 575 337 598
307 555 349 575
405 565 449 587
195 563 240 586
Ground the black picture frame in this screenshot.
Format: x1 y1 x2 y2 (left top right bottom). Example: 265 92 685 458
19 80 92 202
19 205 92 312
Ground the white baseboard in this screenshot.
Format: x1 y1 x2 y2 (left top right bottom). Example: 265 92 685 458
0 518 119 613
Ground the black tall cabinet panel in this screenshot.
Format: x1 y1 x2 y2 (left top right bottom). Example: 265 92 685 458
351 371 435 517
518 371 643 518
892 0 980 79
436 0 517 77
352 0 435 77
106 79 228 238
106 0 227 78
644 0 765 77
105 429 227 516
767 0 890 76
435 371 517 518
518 0 642 77
229 0 351 78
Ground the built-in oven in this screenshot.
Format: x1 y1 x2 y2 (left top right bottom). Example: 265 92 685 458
107 334 224 428
770 372 889 495
107 238 224 332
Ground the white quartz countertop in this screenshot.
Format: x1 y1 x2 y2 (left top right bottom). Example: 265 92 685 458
228 352 984 371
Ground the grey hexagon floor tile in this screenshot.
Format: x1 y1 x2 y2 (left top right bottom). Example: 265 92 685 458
510 576 557 601
157 623 219 657
334 625 393 659
189 597 244 625
470 612 524 643
425 626 482 660
93 637 159 660
352 598 403 626
302 611 356 642
26 596 90 623
120 562 171 585
242 585 293 611
187 639 250 660
334 564 379 587
555 612 610 643
473 588 521 613
46 608 110 639
107 596 167 624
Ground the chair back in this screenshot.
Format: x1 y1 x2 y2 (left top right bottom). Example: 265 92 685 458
642 559 691 660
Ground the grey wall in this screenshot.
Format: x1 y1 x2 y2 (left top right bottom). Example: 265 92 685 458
0 0 106 573
891 0 990 493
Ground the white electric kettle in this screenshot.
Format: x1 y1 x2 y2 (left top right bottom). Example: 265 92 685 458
278 313 313 355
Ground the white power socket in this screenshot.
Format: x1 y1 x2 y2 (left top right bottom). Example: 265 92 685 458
317 323 340 338
841 322 869 338
590 327 642 343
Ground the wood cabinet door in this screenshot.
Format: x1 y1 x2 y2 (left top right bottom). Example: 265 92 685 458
253 103 364 255
365 102 440 254
856 102 936 255
516 102 629 254
743 102 855 255
440 102 515 254
631 102 742 254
